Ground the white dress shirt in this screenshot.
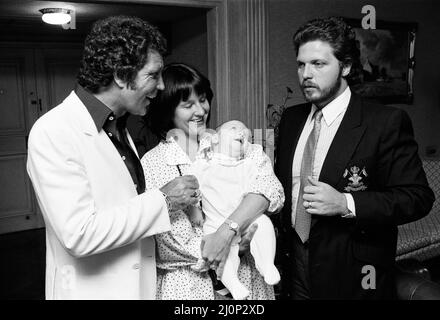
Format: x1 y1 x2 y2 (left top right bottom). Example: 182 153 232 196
291 87 355 226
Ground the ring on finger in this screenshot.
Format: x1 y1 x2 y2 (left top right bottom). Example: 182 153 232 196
192 189 201 198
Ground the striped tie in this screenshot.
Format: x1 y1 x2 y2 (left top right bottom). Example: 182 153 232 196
294 109 323 243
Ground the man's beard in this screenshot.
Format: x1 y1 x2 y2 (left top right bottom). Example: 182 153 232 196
301 69 343 107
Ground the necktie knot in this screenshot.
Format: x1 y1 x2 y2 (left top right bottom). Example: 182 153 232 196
314 109 323 122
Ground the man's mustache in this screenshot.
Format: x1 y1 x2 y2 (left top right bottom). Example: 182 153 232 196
301 81 318 89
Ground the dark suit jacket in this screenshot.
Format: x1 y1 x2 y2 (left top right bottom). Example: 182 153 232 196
275 93 435 299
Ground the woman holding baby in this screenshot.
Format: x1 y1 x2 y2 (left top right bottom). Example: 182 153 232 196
140 63 284 300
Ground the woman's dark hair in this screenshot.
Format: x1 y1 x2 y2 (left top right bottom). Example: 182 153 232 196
77 15 167 93
145 63 214 140
293 16 361 85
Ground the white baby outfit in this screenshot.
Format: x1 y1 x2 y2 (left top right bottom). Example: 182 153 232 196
191 139 281 300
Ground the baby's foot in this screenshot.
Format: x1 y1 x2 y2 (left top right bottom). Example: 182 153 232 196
263 266 281 285
229 284 250 300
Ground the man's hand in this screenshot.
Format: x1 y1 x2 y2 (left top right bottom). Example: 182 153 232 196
200 224 236 278
302 177 348 216
160 175 200 211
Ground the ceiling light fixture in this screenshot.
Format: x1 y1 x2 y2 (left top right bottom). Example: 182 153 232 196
39 8 72 25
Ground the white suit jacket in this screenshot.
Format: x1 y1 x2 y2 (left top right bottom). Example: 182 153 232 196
27 91 171 300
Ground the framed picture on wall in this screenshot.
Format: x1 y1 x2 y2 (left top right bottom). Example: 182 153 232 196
343 18 417 104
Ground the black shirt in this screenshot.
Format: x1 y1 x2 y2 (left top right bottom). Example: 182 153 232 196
75 84 145 194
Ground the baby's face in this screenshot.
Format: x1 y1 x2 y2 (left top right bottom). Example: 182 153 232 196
215 121 251 158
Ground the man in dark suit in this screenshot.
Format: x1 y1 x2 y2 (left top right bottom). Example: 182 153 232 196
275 17 434 299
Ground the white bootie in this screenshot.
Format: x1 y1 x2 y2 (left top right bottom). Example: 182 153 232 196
263 266 281 286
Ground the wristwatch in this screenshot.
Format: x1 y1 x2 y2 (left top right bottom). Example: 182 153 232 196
224 218 240 235
161 192 173 212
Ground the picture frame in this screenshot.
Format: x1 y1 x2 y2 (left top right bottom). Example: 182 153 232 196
344 18 417 104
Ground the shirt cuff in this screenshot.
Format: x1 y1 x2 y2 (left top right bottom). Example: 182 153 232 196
343 193 356 218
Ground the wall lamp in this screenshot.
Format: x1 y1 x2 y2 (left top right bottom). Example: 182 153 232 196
39 8 72 25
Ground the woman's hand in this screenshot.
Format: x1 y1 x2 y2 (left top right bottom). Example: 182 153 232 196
200 224 236 277
204 193 268 278
201 222 258 278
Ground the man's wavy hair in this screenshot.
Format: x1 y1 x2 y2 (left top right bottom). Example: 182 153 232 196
145 63 213 140
77 15 167 93
293 17 362 85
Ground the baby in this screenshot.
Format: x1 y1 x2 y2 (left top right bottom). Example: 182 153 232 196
190 120 281 300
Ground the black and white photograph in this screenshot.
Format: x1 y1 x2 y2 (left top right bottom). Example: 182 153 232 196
0 0 439 310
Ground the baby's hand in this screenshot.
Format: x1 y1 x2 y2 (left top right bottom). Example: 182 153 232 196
191 258 210 272
238 223 258 256
191 216 205 228
188 203 205 227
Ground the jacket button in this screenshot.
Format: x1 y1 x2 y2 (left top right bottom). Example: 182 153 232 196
132 263 140 270
360 230 366 235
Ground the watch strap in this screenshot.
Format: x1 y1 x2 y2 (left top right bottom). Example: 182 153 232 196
224 218 239 235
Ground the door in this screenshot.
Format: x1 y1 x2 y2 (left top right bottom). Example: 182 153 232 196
0 47 42 234
0 44 82 234
35 47 83 112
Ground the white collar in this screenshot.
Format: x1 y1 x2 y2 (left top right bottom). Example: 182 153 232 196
210 152 243 166
311 86 351 126
163 137 192 166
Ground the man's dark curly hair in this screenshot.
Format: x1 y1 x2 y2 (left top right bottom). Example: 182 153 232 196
77 15 167 93
293 17 362 85
144 63 213 140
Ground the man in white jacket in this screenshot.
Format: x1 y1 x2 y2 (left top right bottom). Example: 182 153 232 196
26 16 200 300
